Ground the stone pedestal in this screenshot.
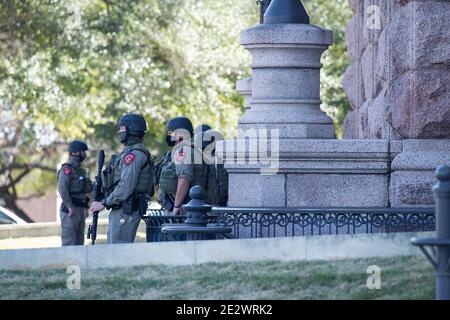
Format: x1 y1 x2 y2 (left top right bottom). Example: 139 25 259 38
236 77 252 129
237 23 335 139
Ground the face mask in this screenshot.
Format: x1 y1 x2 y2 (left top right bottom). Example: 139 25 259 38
165 135 176 147
119 131 128 143
79 152 86 162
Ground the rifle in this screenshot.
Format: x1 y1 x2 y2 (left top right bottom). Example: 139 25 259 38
87 150 105 245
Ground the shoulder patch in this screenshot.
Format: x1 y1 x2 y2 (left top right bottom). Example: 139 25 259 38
123 153 136 166
176 149 186 162
63 167 72 176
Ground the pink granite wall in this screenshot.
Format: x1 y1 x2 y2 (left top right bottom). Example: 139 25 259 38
343 0 450 139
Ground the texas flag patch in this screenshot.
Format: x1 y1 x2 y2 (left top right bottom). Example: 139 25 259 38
123 153 136 166
63 167 72 176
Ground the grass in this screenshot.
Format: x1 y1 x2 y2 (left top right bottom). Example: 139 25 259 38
0 255 434 300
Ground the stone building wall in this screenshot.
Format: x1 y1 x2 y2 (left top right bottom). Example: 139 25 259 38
343 0 450 139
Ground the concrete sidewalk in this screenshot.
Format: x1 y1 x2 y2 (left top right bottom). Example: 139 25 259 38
0 219 147 250
0 231 432 270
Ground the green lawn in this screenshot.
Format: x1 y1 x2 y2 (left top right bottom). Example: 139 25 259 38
0 255 434 300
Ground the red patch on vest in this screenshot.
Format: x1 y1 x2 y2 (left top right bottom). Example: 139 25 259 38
63 167 72 176
176 150 186 162
123 153 136 166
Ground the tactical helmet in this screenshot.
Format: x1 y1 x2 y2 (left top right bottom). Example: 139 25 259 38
167 116 194 135
119 113 147 132
165 116 193 147
118 113 147 143
68 140 88 153
203 129 223 156
194 124 212 150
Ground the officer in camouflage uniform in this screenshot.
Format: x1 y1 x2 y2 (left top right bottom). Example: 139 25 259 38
156 117 208 215
89 114 154 244
57 140 93 246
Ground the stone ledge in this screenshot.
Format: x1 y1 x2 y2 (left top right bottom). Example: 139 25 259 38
393 140 450 171
392 152 450 171
241 23 333 46
218 139 402 157
0 232 432 270
390 139 450 207
219 139 400 175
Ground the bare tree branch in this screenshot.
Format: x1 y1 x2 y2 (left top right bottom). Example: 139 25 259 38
17 191 46 201
8 167 31 188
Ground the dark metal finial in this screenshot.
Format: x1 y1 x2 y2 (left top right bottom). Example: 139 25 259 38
263 0 310 24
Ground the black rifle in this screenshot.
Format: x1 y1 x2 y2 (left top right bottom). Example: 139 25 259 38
87 150 105 245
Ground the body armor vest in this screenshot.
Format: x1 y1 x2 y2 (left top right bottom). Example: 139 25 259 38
58 163 92 197
158 145 208 196
102 147 154 199
159 159 177 194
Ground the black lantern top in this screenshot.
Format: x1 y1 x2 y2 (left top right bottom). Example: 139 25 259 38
258 0 310 25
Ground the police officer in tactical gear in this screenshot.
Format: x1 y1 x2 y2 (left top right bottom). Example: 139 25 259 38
89 113 154 244
58 140 93 246
156 117 208 215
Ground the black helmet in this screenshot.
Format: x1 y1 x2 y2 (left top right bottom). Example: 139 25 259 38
68 140 88 153
195 124 212 133
165 116 193 147
119 113 147 132
167 116 193 135
194 124 212 150
118 113 147 143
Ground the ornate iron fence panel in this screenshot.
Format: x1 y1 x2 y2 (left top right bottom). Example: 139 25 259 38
212 208 436 239
142 207 435 242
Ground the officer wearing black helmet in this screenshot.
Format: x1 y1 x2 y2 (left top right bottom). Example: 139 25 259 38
156 117 208 215
194 124 212 151
57 140 93 246
89 113 154 244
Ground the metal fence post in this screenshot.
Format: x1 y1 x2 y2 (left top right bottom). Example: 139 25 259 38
411 165 450 300
161 186 232 240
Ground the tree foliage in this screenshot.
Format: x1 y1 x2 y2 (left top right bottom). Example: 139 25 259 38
0 0 351 221
304 0 352 138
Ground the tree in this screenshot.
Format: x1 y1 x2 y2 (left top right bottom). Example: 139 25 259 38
0 1 72 221
304 0 353 138
0 0 352 221
0 0 256 220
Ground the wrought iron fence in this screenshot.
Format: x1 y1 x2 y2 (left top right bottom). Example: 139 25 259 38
142 207 435 242
212 207 435 239
142 209 218 242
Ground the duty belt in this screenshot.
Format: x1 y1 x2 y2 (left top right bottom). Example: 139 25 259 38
71 197 90 208
110 204 122 210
